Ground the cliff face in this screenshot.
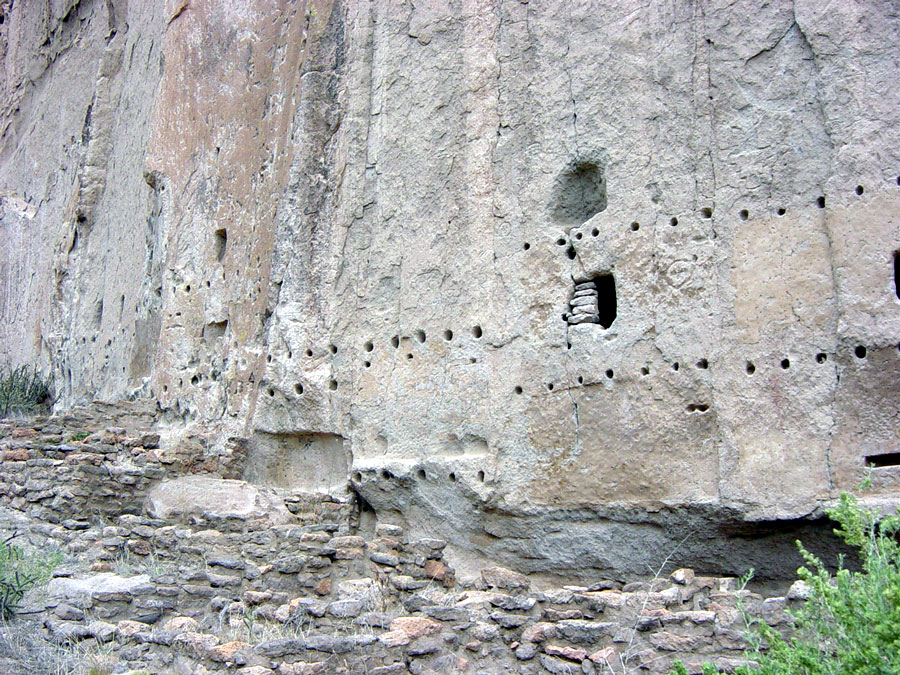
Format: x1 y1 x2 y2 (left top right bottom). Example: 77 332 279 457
2 0 900 577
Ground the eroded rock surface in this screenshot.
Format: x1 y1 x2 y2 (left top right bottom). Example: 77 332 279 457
2 0 900 577
145 475 293 526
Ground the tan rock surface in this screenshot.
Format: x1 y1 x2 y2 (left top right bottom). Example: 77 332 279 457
145 475 292 525
1 0 900 579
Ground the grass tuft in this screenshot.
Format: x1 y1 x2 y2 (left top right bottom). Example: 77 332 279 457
0 366 53 419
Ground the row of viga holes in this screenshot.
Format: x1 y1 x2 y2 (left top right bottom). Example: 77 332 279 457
361 325 484 367
268 326 488 399
538 179 900 257
265 177 900 400
269 336 893 404
536 343 888 408
352 467 487 484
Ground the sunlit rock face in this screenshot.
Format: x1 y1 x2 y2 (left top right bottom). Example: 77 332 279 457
2 0 900 579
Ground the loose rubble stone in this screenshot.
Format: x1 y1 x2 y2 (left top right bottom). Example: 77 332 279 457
481 566 530 592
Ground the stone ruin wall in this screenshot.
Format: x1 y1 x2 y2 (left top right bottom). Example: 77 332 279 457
2 0 900 579
0 413 807 675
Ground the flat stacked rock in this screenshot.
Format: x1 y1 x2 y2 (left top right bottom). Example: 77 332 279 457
566 281 600 325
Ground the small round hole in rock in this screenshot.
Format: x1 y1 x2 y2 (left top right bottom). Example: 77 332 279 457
444 329 453 341
305 349 313 357
855 345 867 359
414 330 426 343
267 387 275 397
856 185 864 196
472 325 483 338
364 361 371 368
746 361 756 375
294 383 304 395
631 222 640 231
353 472 362 482
672 362 680 371
523 242 531 250
700 207 712 219
406 353 413 360
575 232 583 240
381 470 392 480
816 353 827 364
592 227 600 236
776 207 786 216
781 358 790 369
577 375 584 384
329 379 338 390
364 341 374 352
566 246 577 260
266 354 272 363
514 386 523 394
417 468 426 480
640 366 650 376
477 470 485 482
556 238 567 246
817 196 825 209
697 359 708 369
391 336 400 349
670 217 678 227
605 369 614 379
739 209 749 221
330 344 338 354
546 382 554 391
449 472 457 482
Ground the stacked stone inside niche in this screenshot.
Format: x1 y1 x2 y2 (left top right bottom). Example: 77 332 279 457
566 275 617 328
567 280 601 325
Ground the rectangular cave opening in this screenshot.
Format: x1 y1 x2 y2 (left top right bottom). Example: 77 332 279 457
245 431 351 493
894 251 900 300
594 273 617 329
865 452 900 469
214 228 227 262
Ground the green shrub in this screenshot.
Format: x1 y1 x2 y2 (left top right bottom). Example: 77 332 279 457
0 366 53 418
0 534 60 620
672 489 900 675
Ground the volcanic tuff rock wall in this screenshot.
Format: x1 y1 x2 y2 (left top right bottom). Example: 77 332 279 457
2 0 900 578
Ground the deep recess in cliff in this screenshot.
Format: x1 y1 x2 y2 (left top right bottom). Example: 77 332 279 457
2 0 900 581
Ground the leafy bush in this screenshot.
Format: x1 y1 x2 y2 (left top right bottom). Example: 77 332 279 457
0 535 60 620
0 366 53 418
673 489 900 675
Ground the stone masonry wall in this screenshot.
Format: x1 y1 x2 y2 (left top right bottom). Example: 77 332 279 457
0 413 806 675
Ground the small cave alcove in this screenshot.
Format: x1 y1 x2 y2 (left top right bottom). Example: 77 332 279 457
244 431 351 494
351 489 378 539
894 251 900 300
551 160 607 225
595 274 617 329
865 451 900 469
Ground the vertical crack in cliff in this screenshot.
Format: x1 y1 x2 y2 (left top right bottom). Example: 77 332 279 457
570 395 582 463
794 1 837 490
563 2 579 153
493 0 504 151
